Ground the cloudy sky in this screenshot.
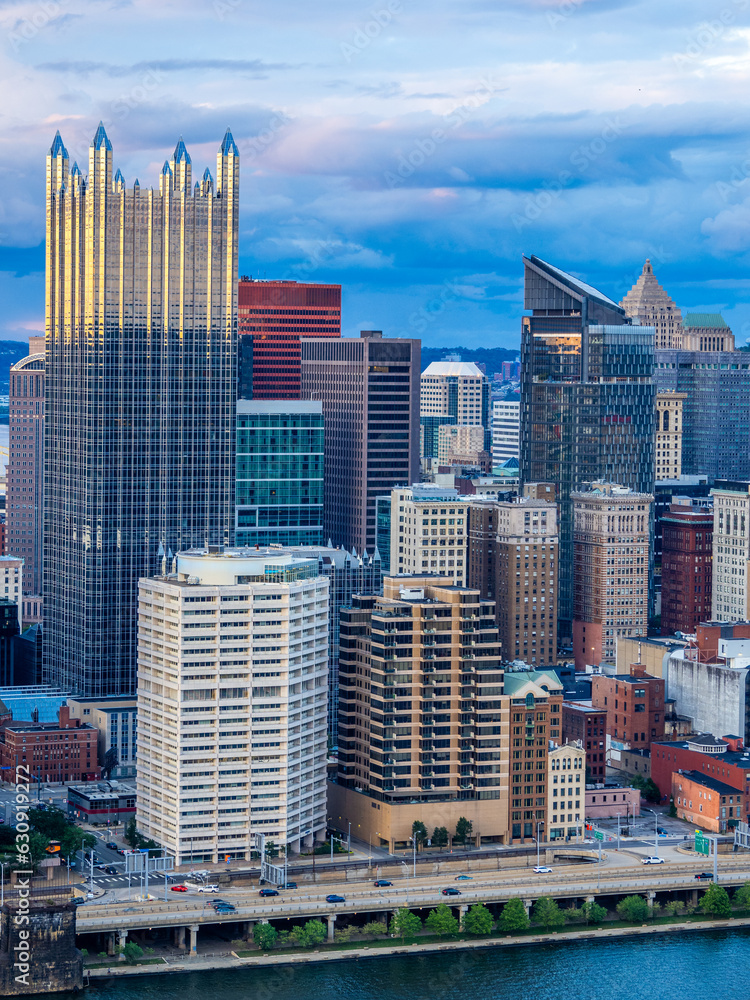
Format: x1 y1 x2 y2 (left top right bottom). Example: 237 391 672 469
1 0 749 348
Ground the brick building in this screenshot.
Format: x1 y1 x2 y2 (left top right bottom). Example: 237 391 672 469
591 663 666 749
660 500 713 635
561 702 607 779
672 769 744 833
0 705 99 783
651 734 750 817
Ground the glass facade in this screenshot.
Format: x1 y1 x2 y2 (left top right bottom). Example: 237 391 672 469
43 127 238 697
235 401 324 547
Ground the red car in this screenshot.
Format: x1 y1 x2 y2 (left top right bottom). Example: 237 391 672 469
171 885 188 892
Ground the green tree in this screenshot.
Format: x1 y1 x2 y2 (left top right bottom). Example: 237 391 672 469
411 820 428 850
253 923 278 950
362 921 387 937
389 908 422 942
302 919 327 947
121 942 144 964
582 901 607 925
616 895 650 922
699 883 731 918
425 903 459 938
462 903 493 936
124 817 139 848
533 896 564 930
499 898 530 933
455 817 473 846
733 882 750 910
265 840 279 859
431 826 449 849
662 900 681 917
563 906 586 924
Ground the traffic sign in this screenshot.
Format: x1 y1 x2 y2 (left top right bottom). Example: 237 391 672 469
594 830 604 841
695 830 709 856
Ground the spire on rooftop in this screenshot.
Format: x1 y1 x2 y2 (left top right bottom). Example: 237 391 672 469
92 122 112 151
49 130 68 159
173 137 191 164
220 127 239 156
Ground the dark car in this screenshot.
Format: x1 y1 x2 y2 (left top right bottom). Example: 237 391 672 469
214 903 236 913
210 899 231 908
103 866 119 875
441 887 461 896
374 879 393 887
657 827 668 836
259 888 279 897
71 897 86 906
695 872 714 880
278 882 298 889
105 842 118 851
326 894 346 903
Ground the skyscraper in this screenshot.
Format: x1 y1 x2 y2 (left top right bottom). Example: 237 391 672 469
520 255 655 637
660 500 713 635
492 400 520 467
620 259 683 349
44 125 238 697
710 480 750 621
238 279 341 399
301 331 420 554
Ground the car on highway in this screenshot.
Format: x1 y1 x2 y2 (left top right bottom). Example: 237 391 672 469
259 888 279 897
533 866 552 874
326 894 346 903
641 857 665 865
695 872 714 880
105 842 118 851
657 827 668 836
215 903 236 913
278 882 298 889
455 875 473 881
441 887 461 896
210 899 232 909
102 866 118 875
196 885 220 892
71 897 86 906
171 885 189 892
374 879 393 887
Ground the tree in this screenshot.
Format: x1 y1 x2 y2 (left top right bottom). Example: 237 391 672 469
582 901 607 925
733 882 750 910
411 820 428 850
362 921 387 937
389 908 422 942
533 896 564 930
425 903 459 938
253 923 278 950
699 883 731 918
301 919 327 947
121 942 144 964
663 900 681 917
265 840 279 859
631 775 661 803
499 898 530 933
462 903 493 936
124 817 139 848
616 895 650 922
431 826 449 849
563 906 586 924
455 817 473 846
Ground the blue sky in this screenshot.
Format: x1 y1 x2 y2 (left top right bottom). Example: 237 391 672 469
1 0 749 348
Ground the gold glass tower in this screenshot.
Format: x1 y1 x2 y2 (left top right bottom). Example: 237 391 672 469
44 124 239 696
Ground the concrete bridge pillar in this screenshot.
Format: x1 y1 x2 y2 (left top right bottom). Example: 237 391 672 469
242 921 255 942
189 924 199 957
691 889 699 906
647 891 656 914
118 929 128 961
106 932 117 957
459 904 468 928
174 926 186 950
523 899 533 917
327 913 337 942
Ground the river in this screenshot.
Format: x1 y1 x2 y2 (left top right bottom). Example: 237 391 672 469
63 929 750 999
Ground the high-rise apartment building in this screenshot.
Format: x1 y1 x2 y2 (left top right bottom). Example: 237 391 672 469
682 313 734 352
389 485 470 586
238 279 341 400
710 480 750 621
660 500 713 635
420 361 490 433
235 400 324 547
492 400 520 466
655 391 685 481
301 331 420 554
571 483 653 669
6 347 44 618
620 259 683 349
520 256 655 637
136 548 329 861
467 492 558 666
44 126 238 697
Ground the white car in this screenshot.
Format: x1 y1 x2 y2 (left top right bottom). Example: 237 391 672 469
533 865 552 874
196 884 219 892
641 856 665 865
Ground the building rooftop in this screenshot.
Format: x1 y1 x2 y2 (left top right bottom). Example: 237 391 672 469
563 701 607 715
654 736 750 770
68 782 136 801
683 313 729 329
504 670 563 697
422 361 486 379
676 769 739 796
526 255 623 311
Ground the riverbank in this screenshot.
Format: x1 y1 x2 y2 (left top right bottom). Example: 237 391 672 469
86 914 750 980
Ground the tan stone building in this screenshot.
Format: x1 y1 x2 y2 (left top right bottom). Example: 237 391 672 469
547 740 585 841
572 483 653 669
655 391 686 480
710 479 750 621
682 313 734 352
390 486 470 586
437 424 487 467
620 259 683 349
615 634 688 678
467 493 558 666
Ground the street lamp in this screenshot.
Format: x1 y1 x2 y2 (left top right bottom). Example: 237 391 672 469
645 807 659 858
408 835 416 877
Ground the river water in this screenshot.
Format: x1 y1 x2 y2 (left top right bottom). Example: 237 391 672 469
64 929 750 999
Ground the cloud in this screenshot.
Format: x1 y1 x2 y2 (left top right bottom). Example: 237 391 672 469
35 58 300 77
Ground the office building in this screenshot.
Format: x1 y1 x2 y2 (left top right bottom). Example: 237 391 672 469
0 599 19 687
420 360 490 436
520 256 655 638
652 734 750 823
376 496 392 575
6 346 44 616
67 781 137 827
467 491 558 666
682 313 734 352
44 126 238 697
238 279 341 399
0 705 99 784
235 400 324 547
591 663 666 748
572 483 653 669
390 486 470 586
301 331 420 554
10 623 43 686
0 557 22 628
660 500 713 635
655 391 685 481
561 702 607 779
654 476 712 564
620 258 683 349
136 547 329 862
711 480 750 620
492 400 520 467
437 424 489 469
547 740 585 841
67 695 138 779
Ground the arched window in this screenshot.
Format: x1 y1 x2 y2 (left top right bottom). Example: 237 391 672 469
663 409 670 432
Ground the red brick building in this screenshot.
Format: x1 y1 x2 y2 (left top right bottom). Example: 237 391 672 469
672 769 744 833
238 278 341 399
652 734 750 819
660 501 713 635
0 706 99 783
591 664 666 748
561 702 607 779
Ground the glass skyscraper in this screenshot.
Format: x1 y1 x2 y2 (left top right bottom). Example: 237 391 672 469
44 125 239 697
520 256 655 638
235 400 324 547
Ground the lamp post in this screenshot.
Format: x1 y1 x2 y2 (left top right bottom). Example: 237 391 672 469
645 807 659 858
1 861 6 907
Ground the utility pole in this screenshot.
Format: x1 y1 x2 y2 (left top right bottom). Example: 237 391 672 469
616 813 621 851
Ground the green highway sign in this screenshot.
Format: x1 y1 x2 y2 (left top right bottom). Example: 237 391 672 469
695 831 709 856
594 831 604 841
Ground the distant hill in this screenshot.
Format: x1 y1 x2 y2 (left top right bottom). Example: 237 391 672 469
0 341 33 396
420 346 519 376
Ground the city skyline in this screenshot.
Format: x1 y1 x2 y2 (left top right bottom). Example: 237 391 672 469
1 0 750 348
